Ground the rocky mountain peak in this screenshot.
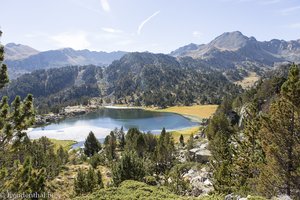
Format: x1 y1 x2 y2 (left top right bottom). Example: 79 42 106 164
209 31 250 51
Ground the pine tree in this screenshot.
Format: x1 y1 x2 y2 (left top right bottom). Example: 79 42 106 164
119 126 126 150
96 170 104 189
125 128 141 151
168 165 190 195
186 134 194 151
232 99 264 194
74 168 87 195
155 128 174 172
258 64 300 198
144 132 157 154
0 33 9 89
0 30 38 195
57 145 68 165
206 113 235 193
84 131 101 157
112 151 145 186
179 134 184 147
86 167 97 192
104 131 117 160
135 133 146 157
6 157 46 197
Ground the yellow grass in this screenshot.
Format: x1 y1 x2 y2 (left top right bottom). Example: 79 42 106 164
49 139 77 151
235 72 260 89
171 126 201 143
147 105 218 120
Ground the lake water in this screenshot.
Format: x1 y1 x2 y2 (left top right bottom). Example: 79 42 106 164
28 108 198 142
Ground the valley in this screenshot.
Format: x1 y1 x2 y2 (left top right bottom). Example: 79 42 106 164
1 27 300 200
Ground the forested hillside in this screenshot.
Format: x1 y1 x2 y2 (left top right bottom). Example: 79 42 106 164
206 63 300 198
0 52 243 112
0 65 103 112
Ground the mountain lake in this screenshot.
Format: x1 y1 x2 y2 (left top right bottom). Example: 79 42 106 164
28 108 199 146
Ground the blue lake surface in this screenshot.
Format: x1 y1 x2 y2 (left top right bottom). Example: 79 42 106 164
28 108 198 143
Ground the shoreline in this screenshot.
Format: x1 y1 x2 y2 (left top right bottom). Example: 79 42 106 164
31 104 217 146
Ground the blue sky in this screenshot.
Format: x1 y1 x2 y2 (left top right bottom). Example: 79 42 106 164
1 0 300 53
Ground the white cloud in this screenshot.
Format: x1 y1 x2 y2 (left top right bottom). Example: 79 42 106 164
192 31 203 38
288 23 300 29
221 0 281 5
51 31 91 50
281 6 300 15
259 0 281 5
100 0 110 12
101 27 123 33
137 11 160 35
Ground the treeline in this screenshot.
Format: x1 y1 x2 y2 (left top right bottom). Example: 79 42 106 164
1 52 243 114
0 65 102 113
206 64 300 198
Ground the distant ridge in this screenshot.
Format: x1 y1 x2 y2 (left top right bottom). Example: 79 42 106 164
170 31 300 69
4 45 127 79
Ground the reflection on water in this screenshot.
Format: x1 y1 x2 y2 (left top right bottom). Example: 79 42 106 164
28 108 198 141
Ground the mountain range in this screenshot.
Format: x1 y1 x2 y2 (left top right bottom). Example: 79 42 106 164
4 43 127 79
170 31 300 70
5 31 300 80
2 31 300 111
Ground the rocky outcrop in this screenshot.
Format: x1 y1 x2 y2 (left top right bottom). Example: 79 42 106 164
183 166 213 196
188 141 211 163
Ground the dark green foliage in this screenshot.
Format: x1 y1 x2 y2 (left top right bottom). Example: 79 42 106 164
0 94 35 153
257 64 300 198
5 157 46 199
2 52 243 113
29 137 66 179
125 128 153 157
112 151 145 186
89 153 105 169
96 170 104 189
167 164 190 195
143 132 157 154
213 64 300 198
57 145 69 165
74 168 86 195
86 167 98 192
0 42 9 89
104 131 117 160
117 126 126 150
232 99 265 195
84 131 102 157
179 134 184 147
107 53 242 107
155 128 175 172
206 113 235 193
186 134 194 151
0 65 102 113
74 167 104 195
